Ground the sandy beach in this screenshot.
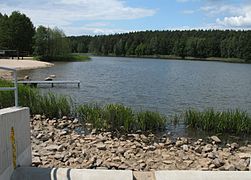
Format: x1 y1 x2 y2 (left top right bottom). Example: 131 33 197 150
0 58 54 79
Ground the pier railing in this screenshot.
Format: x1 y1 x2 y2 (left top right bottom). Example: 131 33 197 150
0 67 18 107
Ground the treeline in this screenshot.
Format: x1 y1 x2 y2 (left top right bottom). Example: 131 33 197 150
0 11 72 61
0 11 35 53
68 30 251 62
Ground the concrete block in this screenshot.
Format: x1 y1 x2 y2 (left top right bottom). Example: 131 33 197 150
11 167 133 180
0 107 31 180
155 170 251 180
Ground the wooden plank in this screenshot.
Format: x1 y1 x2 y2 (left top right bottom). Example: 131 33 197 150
18 80 80 84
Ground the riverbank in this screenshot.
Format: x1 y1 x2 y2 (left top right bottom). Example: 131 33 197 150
92 54 249 64
0 58 54 79
31 115 251 171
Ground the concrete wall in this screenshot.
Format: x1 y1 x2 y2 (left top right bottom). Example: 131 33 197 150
0 107 31 180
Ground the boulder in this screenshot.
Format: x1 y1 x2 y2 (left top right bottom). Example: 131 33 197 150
210 136 221 143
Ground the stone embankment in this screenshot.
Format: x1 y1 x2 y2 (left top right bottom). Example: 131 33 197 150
31 115 251 171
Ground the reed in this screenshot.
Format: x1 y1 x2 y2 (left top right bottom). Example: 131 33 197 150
185 109 251 134
77 104 166 133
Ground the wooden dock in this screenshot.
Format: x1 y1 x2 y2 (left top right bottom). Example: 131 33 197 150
18 80 81 88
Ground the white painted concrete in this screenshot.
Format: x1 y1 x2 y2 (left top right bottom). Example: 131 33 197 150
0 107 31 180
155 171 251 180
11 167 133 180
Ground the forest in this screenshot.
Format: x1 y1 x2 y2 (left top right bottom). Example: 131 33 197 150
69 30 251 62
1 11 251 62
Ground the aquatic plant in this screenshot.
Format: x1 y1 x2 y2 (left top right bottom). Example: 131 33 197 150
77 103 166 133
185 109 251 134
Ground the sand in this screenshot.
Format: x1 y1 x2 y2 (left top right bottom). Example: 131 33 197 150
0 58 54 79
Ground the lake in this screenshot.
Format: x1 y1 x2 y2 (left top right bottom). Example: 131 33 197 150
19 56 251 116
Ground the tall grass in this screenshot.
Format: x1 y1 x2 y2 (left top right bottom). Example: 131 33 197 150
77 104 166 133
185 109 251 134
0 79 72 118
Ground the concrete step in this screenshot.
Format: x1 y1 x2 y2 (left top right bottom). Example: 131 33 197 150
155 171 251 180
11 167 133 180
10 167 251 180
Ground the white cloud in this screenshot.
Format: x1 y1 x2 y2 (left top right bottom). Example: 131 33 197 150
216 6 251 27
182 10 195 14
201 3 251 28
0 0 156 35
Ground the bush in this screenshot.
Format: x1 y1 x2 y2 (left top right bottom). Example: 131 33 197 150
34 54 90 62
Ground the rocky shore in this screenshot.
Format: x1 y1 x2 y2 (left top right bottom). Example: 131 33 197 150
31 116 251 171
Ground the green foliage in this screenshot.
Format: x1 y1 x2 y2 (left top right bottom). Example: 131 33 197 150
0 11 34 52
33 26 70 59
77 104 166 133
185 109 251 134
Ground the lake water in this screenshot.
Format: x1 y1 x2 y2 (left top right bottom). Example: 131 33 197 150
20 56 251 116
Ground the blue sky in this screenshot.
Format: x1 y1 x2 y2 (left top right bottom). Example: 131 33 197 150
0 0 250 35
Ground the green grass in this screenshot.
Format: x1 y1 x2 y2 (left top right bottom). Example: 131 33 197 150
77 104 166 133
185 109 251 134
34 54 90 62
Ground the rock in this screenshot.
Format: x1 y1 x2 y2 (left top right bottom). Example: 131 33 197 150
176 140 184 147
34 114 42 120
224 164 235 171
207 152 216 159
163 160 173 164
194 146 202 154
238 153 250 159
49 75 56 78
73 118 79 124
165 138 172 145
62 116 67 120
59 130 68 136
45 77 53 81
36 133 43 139
24 75 30 80
96 159 102 166
96 143 106 150
117 147 126 154
210 136 221 143
182 145 189 151
230 143 239 149
212 158 223 167
235 159 248 171
147 145 156 151
45 145 59 151
203 144 213 152
140 134 149 142
33 157 41 166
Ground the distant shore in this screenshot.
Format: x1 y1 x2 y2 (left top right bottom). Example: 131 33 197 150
0 58 54 79
92 54 249 64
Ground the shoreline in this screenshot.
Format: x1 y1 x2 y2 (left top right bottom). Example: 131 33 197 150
0 58 54 79
91 54 249 64
31 115 251 171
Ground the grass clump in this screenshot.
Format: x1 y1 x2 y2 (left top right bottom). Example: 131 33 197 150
185 109 251 134
77 104 166 133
